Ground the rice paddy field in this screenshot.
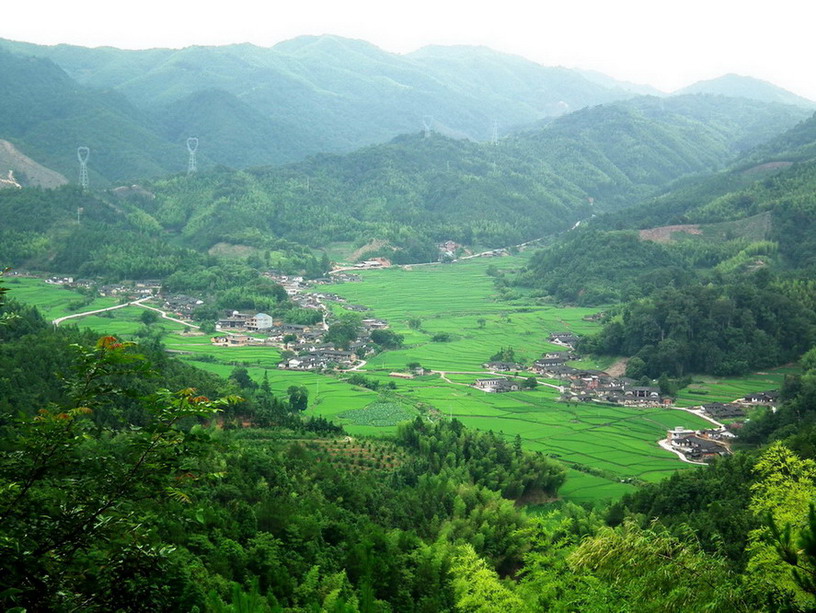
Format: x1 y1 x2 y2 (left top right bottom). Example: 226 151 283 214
673 366 797 407
4 277 119 321
11 260 781 503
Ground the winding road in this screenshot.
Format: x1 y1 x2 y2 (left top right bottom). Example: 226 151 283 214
52 296 199 329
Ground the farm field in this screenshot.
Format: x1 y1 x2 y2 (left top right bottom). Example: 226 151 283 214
375 373 709 483
673 365 797 407
315 259 713 499
10 262 780 503
4 277 119 321
321 257 603 372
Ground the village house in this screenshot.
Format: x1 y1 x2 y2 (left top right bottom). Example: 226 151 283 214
211 333 256 347
279 356 327 371
621 386 662 406
474 378 521 393
45 276 74 285
543 350 574 360
361 318 389 330
535 364 580 378
162 294 203 317
217 311 253 330
548 332 579 347
344 303 371 312
245 313 275 331
666 426 732 461
743 390 780 405
534 357 567 372
701 402 746 419
98 284 129 297
483 361 524 371
675 435 730 460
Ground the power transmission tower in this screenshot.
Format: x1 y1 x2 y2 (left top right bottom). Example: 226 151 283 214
422 116 433 138
187 137 199 175
77 146 89 190
491 120 499 145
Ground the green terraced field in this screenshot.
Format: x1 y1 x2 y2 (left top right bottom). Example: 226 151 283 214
6 278 119 321
321 258 603 372
674 365 797 407
10 261 779 504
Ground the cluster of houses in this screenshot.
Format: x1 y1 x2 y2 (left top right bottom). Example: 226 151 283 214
666 426 734 461
162 294 205 318
352 258 390 269
700 402 746 420
44 275 165 301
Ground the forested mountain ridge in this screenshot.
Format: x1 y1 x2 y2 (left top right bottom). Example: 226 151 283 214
677 73 816 109
0 50 189 184
109 94 808 261
0 35 651 150
518 109 816 302
2 34 811 176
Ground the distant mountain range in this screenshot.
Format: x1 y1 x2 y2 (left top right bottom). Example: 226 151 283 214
0 35 813 184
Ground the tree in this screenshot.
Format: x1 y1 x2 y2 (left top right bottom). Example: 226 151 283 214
523 377 538 390
489 347 516 363
746 442 816 609
0 337 236 611
229 366 257 390
139 309 160 325
450 545 527 613
287 385 309 412
370 329 404 349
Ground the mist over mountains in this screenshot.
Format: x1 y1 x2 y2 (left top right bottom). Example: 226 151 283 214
0 34 813 184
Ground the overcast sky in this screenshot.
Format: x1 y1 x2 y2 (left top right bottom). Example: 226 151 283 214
4 0 815 100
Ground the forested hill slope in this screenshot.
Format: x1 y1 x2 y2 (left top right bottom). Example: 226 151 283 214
0 36 646 150
123 93 808 259
515 108 816 379
1 37 812 178
0 51 187 183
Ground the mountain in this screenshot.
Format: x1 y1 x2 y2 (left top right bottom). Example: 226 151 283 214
0 35 669 162
104 92 806 263
517 107 816 305
0 50 187 184
155 89 311 168
675 73 815 108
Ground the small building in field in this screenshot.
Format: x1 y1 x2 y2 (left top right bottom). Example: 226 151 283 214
474 378 521 393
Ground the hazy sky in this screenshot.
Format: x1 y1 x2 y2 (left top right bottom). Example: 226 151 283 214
4 0 815 100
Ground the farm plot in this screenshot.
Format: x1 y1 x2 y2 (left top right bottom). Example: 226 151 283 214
5 278 118 321
319 259 603 374
674 365 797 407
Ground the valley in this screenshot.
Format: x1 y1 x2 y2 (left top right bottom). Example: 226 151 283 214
3 29 816 610
11 253 777 503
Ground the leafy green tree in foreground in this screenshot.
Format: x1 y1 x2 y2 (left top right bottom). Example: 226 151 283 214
0 335 236 611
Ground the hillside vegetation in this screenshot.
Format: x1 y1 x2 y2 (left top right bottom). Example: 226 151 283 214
0 37 810 183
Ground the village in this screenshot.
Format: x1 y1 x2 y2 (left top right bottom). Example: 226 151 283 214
30 267 779 464
471 330 780 463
